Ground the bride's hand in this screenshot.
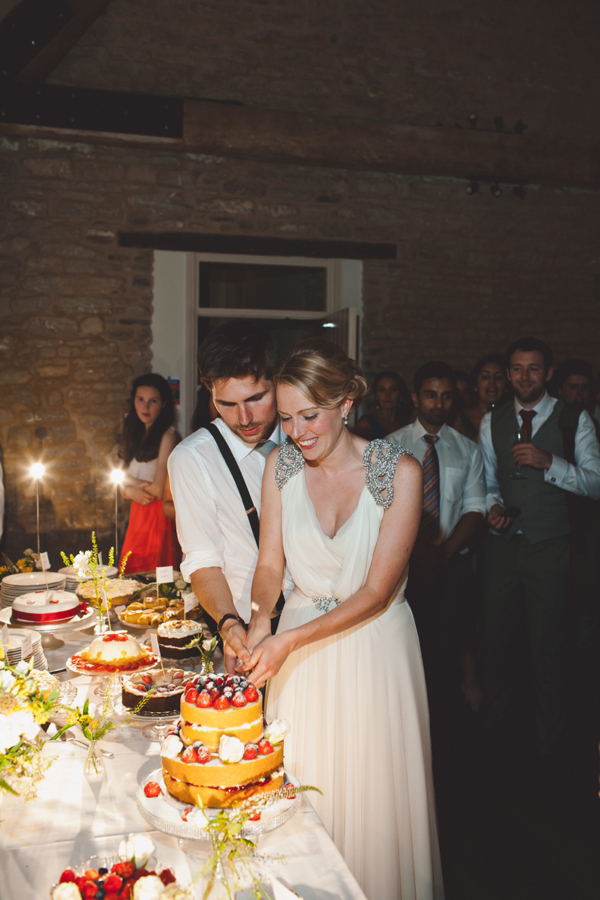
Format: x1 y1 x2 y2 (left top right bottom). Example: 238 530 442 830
243 633 291 689
245 611 272 655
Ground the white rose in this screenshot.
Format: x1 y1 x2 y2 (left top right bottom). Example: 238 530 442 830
118 832 155 869
52 883 83 900
15 659 32 675
263 719 290 744
0 713 21 754
132 875 165 900
11 708 39 742
202 639 214 652
0 670 16 691
160 734 183 759
186 804 209 829
218 734 244 764
73 550 92 578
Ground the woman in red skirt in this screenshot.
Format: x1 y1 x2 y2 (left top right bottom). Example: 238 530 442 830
119 373 181 574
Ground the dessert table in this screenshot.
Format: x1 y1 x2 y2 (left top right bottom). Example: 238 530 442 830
1 623 367 900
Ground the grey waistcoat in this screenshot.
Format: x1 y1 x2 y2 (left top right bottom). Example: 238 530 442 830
491 400 569 543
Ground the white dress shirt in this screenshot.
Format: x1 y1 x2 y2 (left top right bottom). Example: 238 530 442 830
389 420 486 540
479 392 600 511
168 417 293 622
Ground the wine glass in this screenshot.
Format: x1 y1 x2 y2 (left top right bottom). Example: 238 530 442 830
510 428 528 479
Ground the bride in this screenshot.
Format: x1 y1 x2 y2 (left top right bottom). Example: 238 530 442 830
243 340 445 900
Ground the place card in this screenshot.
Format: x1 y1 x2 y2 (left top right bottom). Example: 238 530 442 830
156 565 173 585
150 632 160 657
98 551 103 566
21 632 33 662
184 592 198 614
0 624 9 652
40 551 50 571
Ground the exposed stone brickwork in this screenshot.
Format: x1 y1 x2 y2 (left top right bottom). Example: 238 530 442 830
1 0 599 559
2 133 599 560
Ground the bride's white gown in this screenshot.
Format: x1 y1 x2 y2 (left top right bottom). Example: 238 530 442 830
266 441 444 900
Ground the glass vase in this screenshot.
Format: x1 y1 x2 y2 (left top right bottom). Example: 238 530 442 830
84 741 105 778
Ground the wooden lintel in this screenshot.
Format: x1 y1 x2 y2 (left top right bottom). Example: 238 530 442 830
2 97 599 190
183 100 600 190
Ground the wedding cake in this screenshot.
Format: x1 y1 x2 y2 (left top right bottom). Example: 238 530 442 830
161 672 287 808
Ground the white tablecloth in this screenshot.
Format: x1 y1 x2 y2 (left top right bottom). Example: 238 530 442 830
1 624 367 900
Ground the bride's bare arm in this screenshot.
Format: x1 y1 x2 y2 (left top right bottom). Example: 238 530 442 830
247 453 423 687
246 450 286 652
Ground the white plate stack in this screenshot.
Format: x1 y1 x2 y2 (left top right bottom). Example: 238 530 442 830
1 628 48 670
0 572 67 610
57 565 118 594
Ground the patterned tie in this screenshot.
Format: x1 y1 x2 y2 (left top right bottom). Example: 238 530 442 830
419 434 440 543
518 409 537 442
254 439 277 460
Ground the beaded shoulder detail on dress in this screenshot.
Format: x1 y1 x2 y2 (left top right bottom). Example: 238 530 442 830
363 439 413 509
275 439 305 490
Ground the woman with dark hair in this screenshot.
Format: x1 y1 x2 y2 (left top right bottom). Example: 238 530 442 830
119 373 181 573
241 340 443 900
463 353 508 439
354 370 412 439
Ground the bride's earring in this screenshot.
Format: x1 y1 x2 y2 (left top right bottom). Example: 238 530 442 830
343 413 349 426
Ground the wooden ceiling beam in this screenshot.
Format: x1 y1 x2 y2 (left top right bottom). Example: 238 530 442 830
1 93 598 190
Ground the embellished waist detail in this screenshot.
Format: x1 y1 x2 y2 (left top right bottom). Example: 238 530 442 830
311 595 340 612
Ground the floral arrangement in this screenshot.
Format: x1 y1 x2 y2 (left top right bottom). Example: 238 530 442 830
54 678 153 775
199 784 321 899
61 532 131 628
0 658 61 799
0 549 41 580
185 633 219 673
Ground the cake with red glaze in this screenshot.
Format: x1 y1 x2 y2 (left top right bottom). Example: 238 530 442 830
161 672 286 808
70 632 157 672
12 590 80 625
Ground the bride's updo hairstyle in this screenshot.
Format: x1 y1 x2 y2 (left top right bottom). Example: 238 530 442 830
275 339 367 409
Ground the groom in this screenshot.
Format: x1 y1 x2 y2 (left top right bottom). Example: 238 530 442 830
168 320 292 671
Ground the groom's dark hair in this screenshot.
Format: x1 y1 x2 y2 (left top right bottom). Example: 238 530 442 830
198 320 279 389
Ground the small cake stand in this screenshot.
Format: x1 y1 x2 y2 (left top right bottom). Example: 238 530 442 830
0 606 96 650
111 694 180 741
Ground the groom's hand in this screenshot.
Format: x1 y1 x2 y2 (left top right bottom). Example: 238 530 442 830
221 621 252 674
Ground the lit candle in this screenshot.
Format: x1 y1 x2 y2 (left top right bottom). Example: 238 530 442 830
110 469 125 560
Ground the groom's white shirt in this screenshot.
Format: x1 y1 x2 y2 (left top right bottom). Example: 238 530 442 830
168 417 293 622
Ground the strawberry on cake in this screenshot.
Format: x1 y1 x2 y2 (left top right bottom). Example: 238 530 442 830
70 632 157 672
161 672 288 808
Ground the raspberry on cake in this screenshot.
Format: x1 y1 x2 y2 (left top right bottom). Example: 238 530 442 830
161 673 286 808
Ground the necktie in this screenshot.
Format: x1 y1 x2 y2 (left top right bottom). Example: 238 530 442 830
255 439 277 460
419 434 440 543
518 409 537 442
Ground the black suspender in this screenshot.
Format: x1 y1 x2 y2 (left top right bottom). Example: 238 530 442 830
206 423 285 631
206 423 260 545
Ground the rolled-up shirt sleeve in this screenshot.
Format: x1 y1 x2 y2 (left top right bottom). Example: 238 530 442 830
545 410 600 499
478 412 504 512
168 444 225 581
460 444 487 516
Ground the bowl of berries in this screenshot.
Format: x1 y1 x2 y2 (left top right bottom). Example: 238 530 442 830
50 834 194 899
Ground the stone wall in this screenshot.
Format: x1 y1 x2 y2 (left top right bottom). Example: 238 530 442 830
2 133 599 560
1 0 599 560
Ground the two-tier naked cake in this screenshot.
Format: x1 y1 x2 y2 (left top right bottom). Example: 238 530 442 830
161 672 287 808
